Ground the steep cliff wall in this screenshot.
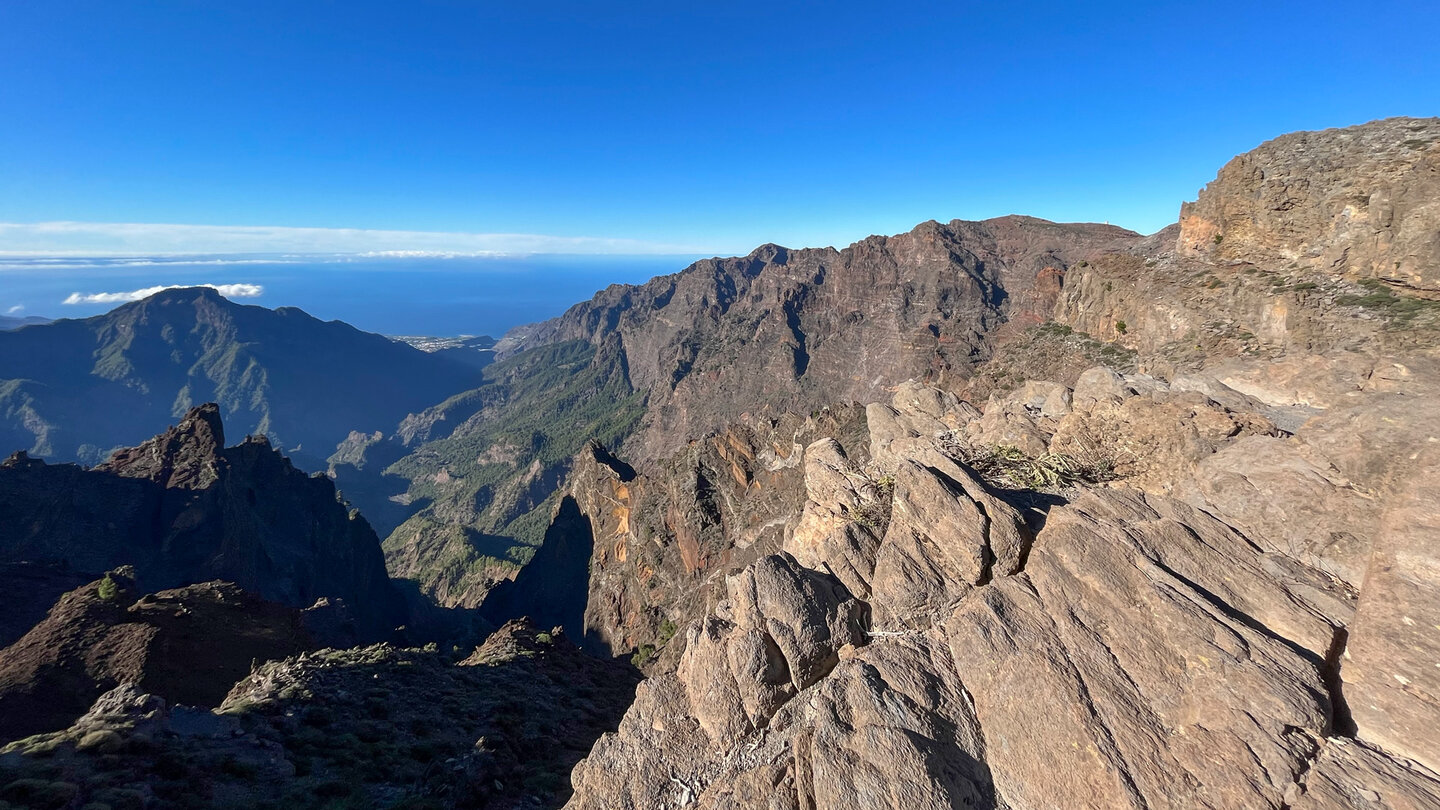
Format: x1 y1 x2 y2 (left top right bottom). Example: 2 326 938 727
1178 117 1440 292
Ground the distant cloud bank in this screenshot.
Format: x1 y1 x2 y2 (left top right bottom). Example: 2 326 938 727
63 283 265 305
0 221 708 256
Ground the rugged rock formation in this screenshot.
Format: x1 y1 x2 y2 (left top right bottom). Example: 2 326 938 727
372 218 1136 609
383 123 1438 612
551 408 869 661
0 404 405 636
6 117 1440 809
0 572 314 742
562 120 1440 808
0 621 639 810
505 218 1137 461
1179 117 1440 292
565 360 1440 808
477 494 596 639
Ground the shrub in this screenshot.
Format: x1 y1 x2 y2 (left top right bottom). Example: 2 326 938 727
97 574 119 602
630 644 656 668
947 443 1118 492
1114 320 1128 334
657 619 678 646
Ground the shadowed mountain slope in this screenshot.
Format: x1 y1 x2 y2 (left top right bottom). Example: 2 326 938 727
0 404 405 637
0 286 480 467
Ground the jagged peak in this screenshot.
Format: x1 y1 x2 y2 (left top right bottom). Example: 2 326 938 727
746 243 790 264
581 439 636 482
97 403 226 489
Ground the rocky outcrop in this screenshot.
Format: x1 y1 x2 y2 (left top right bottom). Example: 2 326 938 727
478 494 596 639
1289 739 1440 809
566 352 1440 808
0 621 640 810
1179 117 1440 292
1341 443 1440 774
946 488 1344 809
0 404 405 637
566 474 1363 808
1053 122 1440 370
0 572 314 743
570 407 869 661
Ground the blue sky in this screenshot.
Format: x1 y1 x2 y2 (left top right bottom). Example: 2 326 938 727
1 0 1437 255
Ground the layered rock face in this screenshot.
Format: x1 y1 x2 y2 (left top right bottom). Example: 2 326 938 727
562 119 1440 809
1179 117 1440 291
0 404 404 636
395 122 1440 612
566 363 1440 808
565 407 868 660
400 219 1133 609
504 218 1137 461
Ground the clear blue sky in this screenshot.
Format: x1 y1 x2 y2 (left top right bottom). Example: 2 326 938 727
1 1 1437 254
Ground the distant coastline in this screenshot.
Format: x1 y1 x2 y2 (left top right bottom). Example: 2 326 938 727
0 253 703 337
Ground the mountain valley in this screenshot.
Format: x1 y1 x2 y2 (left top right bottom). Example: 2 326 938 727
2 117 1440 809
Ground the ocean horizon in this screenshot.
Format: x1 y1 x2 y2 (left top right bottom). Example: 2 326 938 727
0 252 707 337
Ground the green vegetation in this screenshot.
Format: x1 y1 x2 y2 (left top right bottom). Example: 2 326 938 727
1114 320 1128 334
968 323 1136 400
656 619 678 646
96 574 119 602
381 340 648 602
950 444 1117 492
1213 233 1224 244
1337 278 1440 326
630 644 656 668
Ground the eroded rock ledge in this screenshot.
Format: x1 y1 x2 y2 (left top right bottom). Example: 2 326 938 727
565 358 1440 809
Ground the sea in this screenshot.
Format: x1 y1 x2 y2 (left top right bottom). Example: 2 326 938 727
0 253 708 337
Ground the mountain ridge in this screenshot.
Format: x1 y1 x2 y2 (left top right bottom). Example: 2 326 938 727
2 116 1440 810
0 286 481 466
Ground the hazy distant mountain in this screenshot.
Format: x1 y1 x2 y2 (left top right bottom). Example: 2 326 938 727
0 287 481 466
0 315 51 331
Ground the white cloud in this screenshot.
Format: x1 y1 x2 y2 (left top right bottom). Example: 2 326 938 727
63 283 264 305
0 257 308 271
5 304 22 314
0 221 713 256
